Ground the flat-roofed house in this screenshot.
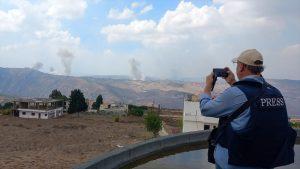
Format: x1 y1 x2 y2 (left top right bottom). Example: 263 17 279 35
12 98 64 119
100 102 111 109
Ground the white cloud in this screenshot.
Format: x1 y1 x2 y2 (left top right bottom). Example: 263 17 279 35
4 0 83 45
1 0 299 79
89 0 102 4
157 2 222 37
282 44 300 57
46 0 87 19
35 29 80 46
267 44 300 80
101 0 300 79
108 7 135 20
102 0 298 45
101 20 156 42
140 4 153 14
0 9 25 32
0 0 84 75
102 1 223 45
103 49 113 56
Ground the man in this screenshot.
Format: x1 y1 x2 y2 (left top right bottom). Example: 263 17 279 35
200 49 296 169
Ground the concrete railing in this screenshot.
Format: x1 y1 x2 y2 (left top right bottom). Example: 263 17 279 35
75 129 300 169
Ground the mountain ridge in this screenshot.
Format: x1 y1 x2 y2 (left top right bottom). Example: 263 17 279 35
0 67 299 116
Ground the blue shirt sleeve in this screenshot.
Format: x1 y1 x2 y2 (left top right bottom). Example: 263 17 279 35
199 86 248 118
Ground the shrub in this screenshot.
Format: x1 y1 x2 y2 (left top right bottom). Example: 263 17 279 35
128 104 147 117
290 122 300 129
0 109 11 115
114 115 120 122
130 108 144 116
178 117 183 131
144 111 162 137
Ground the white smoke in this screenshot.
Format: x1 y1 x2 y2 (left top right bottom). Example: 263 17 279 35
129 58 144 81
57 49 74 75
49 67 55 72
32 62 43 70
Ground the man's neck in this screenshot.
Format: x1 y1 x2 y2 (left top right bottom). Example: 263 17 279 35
239 74 261 80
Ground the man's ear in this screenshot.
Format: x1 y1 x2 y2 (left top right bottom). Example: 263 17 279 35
240 63 246 72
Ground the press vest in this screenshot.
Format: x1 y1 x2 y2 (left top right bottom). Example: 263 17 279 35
218 79 296 168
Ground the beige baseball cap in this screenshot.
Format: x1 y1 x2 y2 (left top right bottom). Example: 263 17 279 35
232 49 263 66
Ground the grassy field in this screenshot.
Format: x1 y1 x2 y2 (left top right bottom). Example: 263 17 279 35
0 113 152 169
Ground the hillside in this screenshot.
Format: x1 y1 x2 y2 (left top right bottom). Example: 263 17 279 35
0 67 299 116
0 68 200 109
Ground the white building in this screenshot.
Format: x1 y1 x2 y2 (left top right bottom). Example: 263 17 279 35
13 98 64 119
183 95 218 132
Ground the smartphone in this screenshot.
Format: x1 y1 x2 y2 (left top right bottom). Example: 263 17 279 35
211 68 228 91
213 68 228 78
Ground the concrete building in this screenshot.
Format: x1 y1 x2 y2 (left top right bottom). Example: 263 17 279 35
183 95 218 132
12 98 64 119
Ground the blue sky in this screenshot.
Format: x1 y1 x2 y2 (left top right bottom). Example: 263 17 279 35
0 0 299 80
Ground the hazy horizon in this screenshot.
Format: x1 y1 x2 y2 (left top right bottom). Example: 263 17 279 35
1 66 300 82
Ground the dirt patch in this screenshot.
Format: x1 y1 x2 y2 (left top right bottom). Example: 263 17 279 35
162 116 182 134
0 114 152 169
52 123 87 130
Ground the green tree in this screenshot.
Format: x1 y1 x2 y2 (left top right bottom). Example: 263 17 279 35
2 102 13 109
0 102 13 115
49 89 67 100
144 111 162 137
92 94 103 110
68 89 88 114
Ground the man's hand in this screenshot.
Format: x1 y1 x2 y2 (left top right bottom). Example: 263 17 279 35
223 67 236 86
203 72 214 96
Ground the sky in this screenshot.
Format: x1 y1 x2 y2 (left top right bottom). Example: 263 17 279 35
0 0 299 80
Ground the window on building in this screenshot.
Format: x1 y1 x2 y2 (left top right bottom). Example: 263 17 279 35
204 124 210 130
45 114 47 116
22 112 26 115
31 112 35 116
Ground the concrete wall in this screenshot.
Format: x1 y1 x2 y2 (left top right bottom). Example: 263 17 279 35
184 121 217 131
75 129 300 169
183 101 218 132
19 109 42 119
75 130 210 169
18 107 63 119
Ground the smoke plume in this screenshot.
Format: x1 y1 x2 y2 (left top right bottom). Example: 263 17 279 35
57 49 74 75
32 62 43 70
49 67 55 72
129 58 144 80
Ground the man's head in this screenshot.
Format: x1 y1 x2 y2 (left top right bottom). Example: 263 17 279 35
232 49 264 80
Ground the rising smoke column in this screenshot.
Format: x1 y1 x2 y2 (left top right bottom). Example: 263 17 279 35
32 62 43 70
57 49 74 75
129 58 144 80
49 67 55 72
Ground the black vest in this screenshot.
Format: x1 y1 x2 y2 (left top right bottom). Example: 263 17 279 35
218 79 296 168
